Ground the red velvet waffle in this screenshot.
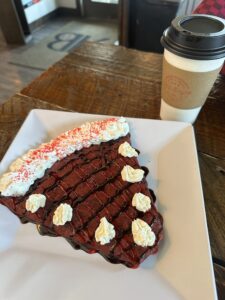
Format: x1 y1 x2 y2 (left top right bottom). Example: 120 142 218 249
0 119 163 268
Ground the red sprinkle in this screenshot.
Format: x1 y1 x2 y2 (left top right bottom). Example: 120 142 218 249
11 118 121 182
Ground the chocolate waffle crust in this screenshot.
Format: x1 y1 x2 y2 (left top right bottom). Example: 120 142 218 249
0 118 163 268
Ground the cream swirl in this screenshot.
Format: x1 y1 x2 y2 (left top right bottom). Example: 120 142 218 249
132 219 156 247
121 165 144 183
53 203 73 226
118 142 138 158
132 192 151 212
26 194 46 213
95 217 115 245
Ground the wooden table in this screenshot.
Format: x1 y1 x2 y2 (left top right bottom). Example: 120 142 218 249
1 42 225 298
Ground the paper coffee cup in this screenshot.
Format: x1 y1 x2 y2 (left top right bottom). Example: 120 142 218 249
160 14 225 123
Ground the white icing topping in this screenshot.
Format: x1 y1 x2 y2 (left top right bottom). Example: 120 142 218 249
25 194 46 213
95 217 115 245
53 203 73 226
118 142 138 158
121 165 144 183
0 117 129 196
132 192 151 212
132 219 156 247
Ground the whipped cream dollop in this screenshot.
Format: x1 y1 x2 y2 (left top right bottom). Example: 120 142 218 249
53 203 73 226
118 142 138 158
121 165 144 183
25 194 46 213
132 218 156 247
0 117 129 197
95 217 115 245
132 192 151 213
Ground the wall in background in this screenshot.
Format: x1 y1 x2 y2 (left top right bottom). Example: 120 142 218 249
177 0 202 16
57 0 77 8
24 0 77 24
24 0 58 24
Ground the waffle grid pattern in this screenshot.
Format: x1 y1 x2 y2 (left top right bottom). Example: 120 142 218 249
0 135 163 268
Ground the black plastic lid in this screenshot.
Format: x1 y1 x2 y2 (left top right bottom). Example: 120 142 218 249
161 14 225 60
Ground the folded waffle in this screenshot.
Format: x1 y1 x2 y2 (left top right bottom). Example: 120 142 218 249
0 117 163 268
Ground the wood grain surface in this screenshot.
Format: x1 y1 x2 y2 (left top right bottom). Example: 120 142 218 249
214 263 225 300
21 42 225 158
1 42 225 298
199 153 225 262
0 94 70 161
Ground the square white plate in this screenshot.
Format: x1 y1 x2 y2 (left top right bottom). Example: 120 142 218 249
0 110 216 300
